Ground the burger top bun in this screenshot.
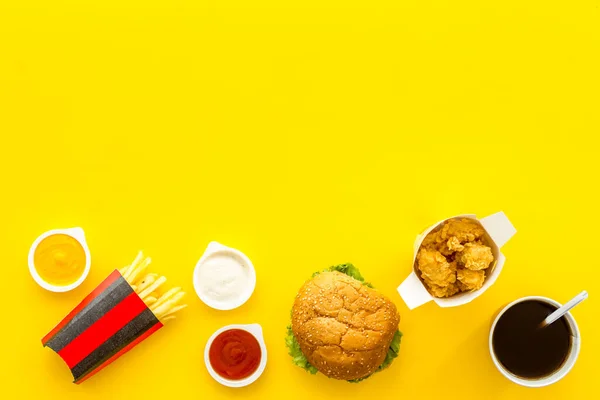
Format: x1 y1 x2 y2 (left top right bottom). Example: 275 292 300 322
291 271 400 380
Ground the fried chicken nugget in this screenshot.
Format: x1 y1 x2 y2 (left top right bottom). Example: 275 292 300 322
417 218 494 298
421 229 442 248
428 282 460 298
417 249 457 290
441 219 485 244
457 268 485 291
458 242 494 271
434 236 463 256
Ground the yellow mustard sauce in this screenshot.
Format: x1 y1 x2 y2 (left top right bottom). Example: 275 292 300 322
34 234 86 286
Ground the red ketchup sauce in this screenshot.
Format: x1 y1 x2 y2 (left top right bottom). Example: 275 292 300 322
209 329 261 380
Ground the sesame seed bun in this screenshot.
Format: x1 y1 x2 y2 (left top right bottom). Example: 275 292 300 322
291 271 400 380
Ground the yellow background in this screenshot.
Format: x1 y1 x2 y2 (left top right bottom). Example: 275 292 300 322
1 1 598 399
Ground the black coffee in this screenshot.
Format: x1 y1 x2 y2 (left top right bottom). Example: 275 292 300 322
492 300 571 379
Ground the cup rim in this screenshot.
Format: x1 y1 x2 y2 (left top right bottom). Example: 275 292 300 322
489 295 581 388
28 228 91 292
204 323 267 388
193 245 256 311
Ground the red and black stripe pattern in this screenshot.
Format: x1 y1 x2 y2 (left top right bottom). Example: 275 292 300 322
42 270 163 383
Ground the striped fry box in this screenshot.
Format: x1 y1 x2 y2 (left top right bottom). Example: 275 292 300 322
42 270 163 383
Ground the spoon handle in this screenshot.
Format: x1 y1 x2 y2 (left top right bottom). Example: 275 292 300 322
542 291 588 327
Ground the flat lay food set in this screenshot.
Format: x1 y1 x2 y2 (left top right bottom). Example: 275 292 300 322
3 2 598 400
26 212 586 390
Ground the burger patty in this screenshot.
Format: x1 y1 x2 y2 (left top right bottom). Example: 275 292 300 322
291 271 400 380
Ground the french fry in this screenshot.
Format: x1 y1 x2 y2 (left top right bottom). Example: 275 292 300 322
129 256 152 285
170 291 185 304
120 252 187 322
122 251 143 280
136 273 158 293
151 287 181 310
144 296 157 306
138 276 166 300
152 300 176 319
160 304 187 319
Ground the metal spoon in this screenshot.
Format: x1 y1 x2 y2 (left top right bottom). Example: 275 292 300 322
540 291 588 328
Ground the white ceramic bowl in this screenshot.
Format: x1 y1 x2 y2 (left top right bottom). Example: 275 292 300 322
28 227 91 292
204 323 267 388
193 242 256 310
489 296 581 387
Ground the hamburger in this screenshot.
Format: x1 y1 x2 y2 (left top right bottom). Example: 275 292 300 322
285 264 402 382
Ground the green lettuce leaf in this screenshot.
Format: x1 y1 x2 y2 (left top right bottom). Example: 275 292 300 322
378 329 403 370
285 325 318 374
286 264 402 382
347 330 403 383
312 263 374 287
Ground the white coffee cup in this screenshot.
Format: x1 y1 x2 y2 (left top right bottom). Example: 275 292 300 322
489 296 581 387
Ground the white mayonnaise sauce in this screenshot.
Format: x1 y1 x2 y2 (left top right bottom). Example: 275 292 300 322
197 253 250 303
